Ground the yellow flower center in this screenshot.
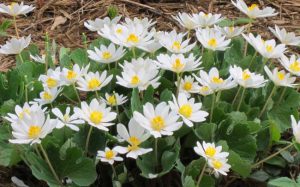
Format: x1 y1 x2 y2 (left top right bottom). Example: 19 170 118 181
131 75 140 85
248 4 258 11
28 126 41 139
183 82 192 91
90 111 103 124
211 76 224 84
88 78 101 90
201 86 209 92
205 146 216 157
277 72 285 80
46 78 58 88
63 114 69 121
172 58 184 71
266 45 273 52
127 136 141 151
116 28 123 34
42 92 53 100
107 95 116 105
179 104 193 118
208 38 217 48
229 26 234 33
242 71 251 80
212 159 223 169
105 150 114 159
172 41 181 50
66 70 77 80
9 2 17 10
127 34 139 43
289 61 300 72
102 51 112 60
151 116 165 131
19 108 30 119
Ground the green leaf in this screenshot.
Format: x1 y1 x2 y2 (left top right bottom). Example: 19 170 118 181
183 176 196 187
194 123 217 141
160 89 173 102
0 99 16 115
70 48 88 67
228 150 251 177
268 177 300 187
143 85 154 104
0 19 12 36
131 88 142 113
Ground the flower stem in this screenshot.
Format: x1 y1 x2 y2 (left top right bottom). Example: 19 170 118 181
39 144 63 186
13 16 19 38
237 87 246 111
277 87 287 104
196 162 207 187
259 85 277 118
85 126 93 155
232 86 241 105
132 47 136 58
176 73 183 97
243 23 252 57
248 51 257 69
18 53 24 64
209 93 216 123
154 138 158 166
72 83 81 102
111 165 117 179
187 30 191 39
115 104 121 123
260 58 268 73
95 91 100 99
251 143 293 168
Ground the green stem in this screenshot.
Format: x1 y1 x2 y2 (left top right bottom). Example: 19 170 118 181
154 138 158 166
196 162 207 187
243 23 252 57
115 104 121 123
232 86 241 105
18 53 24 64
39 144 63 186
85 126 93 155
259 85 277 118
277 87 287 104
176 73 183 97
187 30 191 39
251 143 293 168
210 93 216 123
95 91 100 99
13 16 19 38
132 47 136 58
248 51 257 69
237 87 246 111
216 90 222 102
111 165 117 179
260 58 268 73
73 83 81 102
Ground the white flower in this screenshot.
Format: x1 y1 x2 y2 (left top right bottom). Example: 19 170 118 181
269 25 300 46
264 66 296 87
208 158 231 177
172 12 198 30
99 18 155 51
87 43 126 64
74 98 116 131
155 53 202 73
116 58 160 91
0 35 31 55
133 102 182 138
96 147 123 165
196 28 231 51
242 33 286 59
143 29 162 53
191 12 224 28
229 65 267 88
84 16 121 32
214 25 245 38
199 85 214 96
158 30 196 53
39 67 61 89
52 107 84 131
231 0 277 19
175 75 200 96
114 119 152 159
0 2 35 16
34 87 62 105
4 102 42 124
169 93 208 127
123 17 156 30
9 107 56 145
101 93 127 106
193 141 229 160
61 64 90 85
77 71 113 92
279 55 300 76
291 115 300 143
30 53 56 64
194 67 237 92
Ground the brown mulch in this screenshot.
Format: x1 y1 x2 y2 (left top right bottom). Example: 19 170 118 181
0 0 300 185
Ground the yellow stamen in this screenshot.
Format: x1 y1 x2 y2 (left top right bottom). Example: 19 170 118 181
107 95 116 105
127 136 141 151
19 108 30 119
289 61 300 72
151 116 165 131
277 72 285 80
28 126 41 139
208 38 217 48
105 150 114 159
172 41 181 50
229 26 234 33
116 28 123 34
127 34 139 43
179 104 193 118
102 51 112 60
201 86 209 92
88 78 101 90
66 70 77 80
9 2 17 10
211 76 224 84
205 146 216 157
90 111 103 124
248 4 258 11
130 75 140 85
46 78 57 88
172 58 184 71
42 92 53 100
212 159 223 169
63 114 69 121
183 82 192 91
242 71 251 80
266 45 273 52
